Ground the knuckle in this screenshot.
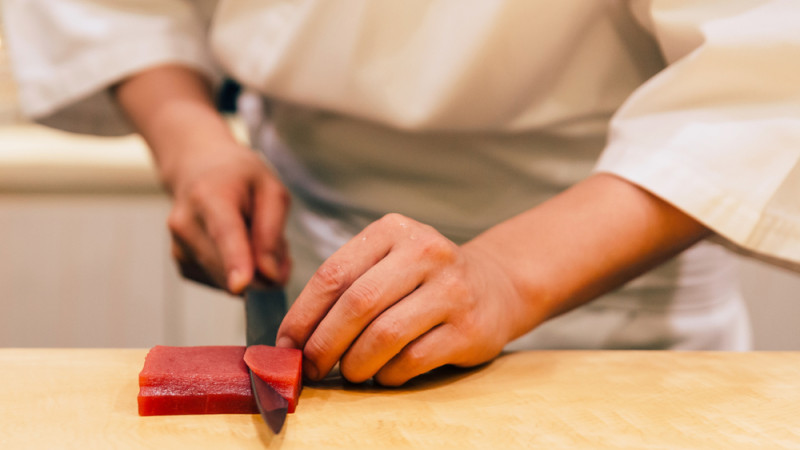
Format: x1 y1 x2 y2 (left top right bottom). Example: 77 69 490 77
302 336 328 367
310 261 349 297
187 183 212 207
206 219 243 252
450 312 480 342
377 212 410 230
206 226 236 255
204 218 227 243
339 359 370 384
439 273 468 299
376 346 429 387
400 345 427 372
369 317 404 348
166 208 189 235
340 280 383 318
419 235 457 262
381 212 406 223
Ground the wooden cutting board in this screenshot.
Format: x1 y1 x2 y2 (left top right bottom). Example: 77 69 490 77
1 349 799 449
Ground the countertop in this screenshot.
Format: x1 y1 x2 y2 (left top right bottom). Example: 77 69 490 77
1 349 799 449
0 119 248 194
0 124 158 193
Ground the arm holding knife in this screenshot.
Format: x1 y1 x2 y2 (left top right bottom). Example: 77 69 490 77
114 65 291 294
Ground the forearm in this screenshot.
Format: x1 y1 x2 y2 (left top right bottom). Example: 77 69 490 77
465 173 712 340
113 64 236 190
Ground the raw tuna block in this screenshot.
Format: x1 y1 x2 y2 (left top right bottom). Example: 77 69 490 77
138 345 257 416
244 345 303 413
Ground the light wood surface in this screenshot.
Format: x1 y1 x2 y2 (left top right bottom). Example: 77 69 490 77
1 349 799 449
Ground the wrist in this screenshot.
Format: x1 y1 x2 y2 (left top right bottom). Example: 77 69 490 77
464 173 711 334
158 138 258 198
113 65 240 192
461 237 555 344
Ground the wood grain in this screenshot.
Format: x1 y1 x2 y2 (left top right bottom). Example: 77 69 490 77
1 349 799 449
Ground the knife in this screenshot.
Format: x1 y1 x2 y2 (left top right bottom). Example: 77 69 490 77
245 288 289 434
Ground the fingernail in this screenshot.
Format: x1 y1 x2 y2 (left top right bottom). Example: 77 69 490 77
260 254 280 282
228 269 248 293
304 360 319 381
275 336 296 349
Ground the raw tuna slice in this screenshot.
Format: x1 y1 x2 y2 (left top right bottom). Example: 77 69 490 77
138 346 257 416
244 345 303 413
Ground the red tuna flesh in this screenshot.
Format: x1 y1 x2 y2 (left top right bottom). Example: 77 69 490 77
137 345 303 416
138 346 256 416
244 345 303 413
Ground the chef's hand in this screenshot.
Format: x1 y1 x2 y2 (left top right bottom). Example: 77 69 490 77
114 64 291 294
275 174 713 386
167 144 290 293
164 142 291 294
275 213 525 386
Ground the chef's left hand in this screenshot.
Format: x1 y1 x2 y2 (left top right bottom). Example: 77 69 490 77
275 213 526 386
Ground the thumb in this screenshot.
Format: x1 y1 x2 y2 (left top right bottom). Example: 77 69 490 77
202 194 255 294
251 177 291 285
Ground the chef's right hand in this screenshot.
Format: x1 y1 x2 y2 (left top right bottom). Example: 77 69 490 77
113 65 290 294
163 141 291 294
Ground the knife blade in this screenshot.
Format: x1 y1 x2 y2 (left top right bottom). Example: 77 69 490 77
249 366 289 434
245 288 289 434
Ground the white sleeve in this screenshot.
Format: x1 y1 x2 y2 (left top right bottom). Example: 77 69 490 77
596 0 800 271
2 0 220 135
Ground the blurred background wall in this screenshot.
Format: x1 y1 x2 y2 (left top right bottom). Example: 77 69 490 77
0 7 797 350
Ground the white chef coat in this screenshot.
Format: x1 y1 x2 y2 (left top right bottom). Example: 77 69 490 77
5 0 800 350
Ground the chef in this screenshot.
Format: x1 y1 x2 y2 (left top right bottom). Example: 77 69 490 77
5 0 799 386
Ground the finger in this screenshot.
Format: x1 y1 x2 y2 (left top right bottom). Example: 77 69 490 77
200 194 254 294
300 247 432 381
276 219 398 350
249 238 292 289
169 207 228 288
171 240 217 287
338 285 449 383
250 177 290 284
373 324 461 387
276 237 292 283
